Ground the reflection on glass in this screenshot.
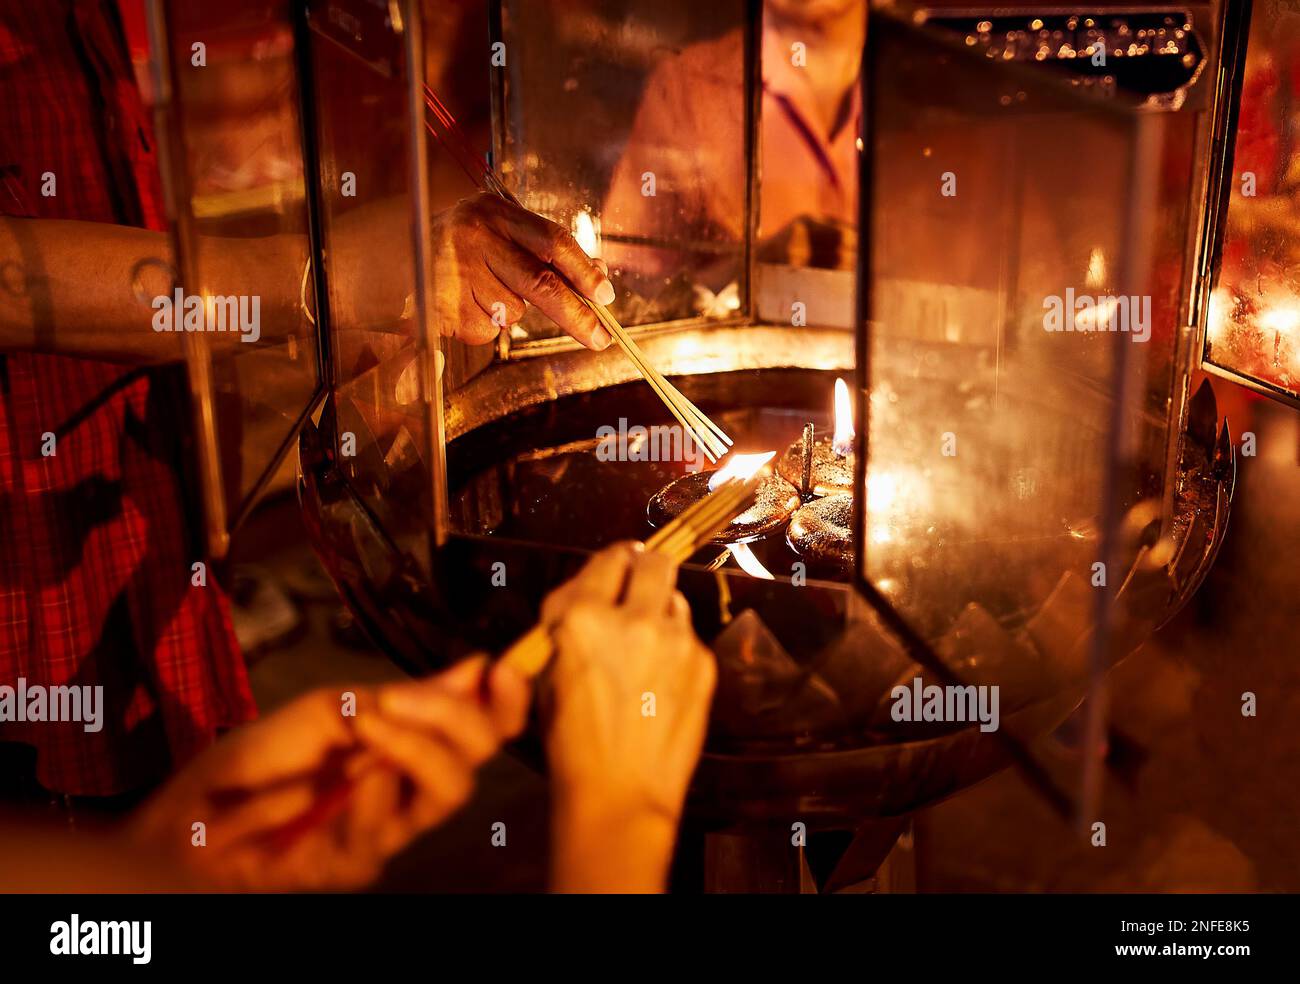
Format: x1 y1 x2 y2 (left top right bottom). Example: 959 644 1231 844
861 13 1194 643
306 2 433 562
495 0 750 336
167 1 320 517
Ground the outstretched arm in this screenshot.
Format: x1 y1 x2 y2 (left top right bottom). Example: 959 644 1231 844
0 216 302 363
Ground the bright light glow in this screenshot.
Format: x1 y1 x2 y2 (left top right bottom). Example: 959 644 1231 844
866 472 898 512
832 377 854 457
1074 295 1120 331
1206 288 1230 348
572 210 600 258
1258 304 1300 336
708 450 776 491
1086 247 1107 288
728 542 774 579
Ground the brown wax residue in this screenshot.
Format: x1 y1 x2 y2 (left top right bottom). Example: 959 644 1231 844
787 493 854 573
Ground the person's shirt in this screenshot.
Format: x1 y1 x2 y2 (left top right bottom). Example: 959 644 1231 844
601 25 861 286
0 0 255 797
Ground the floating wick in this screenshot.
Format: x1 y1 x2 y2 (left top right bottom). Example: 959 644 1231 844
801 422 814 498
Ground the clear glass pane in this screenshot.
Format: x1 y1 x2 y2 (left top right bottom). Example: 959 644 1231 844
861 14 1171 642
495 0 751 338
166 1 320 519
306 0 437 563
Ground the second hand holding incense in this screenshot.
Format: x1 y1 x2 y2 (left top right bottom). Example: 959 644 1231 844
422 85 732 462
499 470 765 679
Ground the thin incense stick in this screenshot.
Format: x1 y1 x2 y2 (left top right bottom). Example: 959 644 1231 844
500 473 763 678
422 84 733 460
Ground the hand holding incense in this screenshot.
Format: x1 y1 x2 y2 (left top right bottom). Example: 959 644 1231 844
501 470 765 678
423 84 732 462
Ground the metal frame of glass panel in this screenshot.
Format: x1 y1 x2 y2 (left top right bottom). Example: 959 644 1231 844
1196 0 1300 410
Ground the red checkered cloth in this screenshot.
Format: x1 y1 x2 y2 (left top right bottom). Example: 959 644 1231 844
0 0 255 797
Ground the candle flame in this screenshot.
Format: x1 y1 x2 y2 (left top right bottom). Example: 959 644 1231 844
727 543 774 579
832 377 854 457
708 451 776 492
572 209 600 258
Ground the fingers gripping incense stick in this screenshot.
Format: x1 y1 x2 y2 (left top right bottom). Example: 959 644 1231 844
422 85 732 462
500 472 764 678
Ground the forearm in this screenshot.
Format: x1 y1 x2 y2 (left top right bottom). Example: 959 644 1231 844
0 217 303 363
550 794 680 894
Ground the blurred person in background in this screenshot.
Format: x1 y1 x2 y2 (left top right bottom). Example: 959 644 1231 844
603 0 866 292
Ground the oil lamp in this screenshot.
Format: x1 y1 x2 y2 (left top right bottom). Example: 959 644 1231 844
648 376 861 575
783 378 858 573
786 492 854 571
777 378 856 496
647 451 795 545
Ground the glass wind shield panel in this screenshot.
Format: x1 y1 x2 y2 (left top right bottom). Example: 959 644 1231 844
305 0 439 567
494 0 751 340
1203 0 1300 407
423 1 494 399
914 4 1228 527
751 0 865 332
860 12 1161 649
163 0 321 538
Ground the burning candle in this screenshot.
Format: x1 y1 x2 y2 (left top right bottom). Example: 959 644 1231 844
776 376 856 496
778 378 858 573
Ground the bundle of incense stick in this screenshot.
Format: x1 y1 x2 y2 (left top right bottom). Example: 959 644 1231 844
500 472 764 678
247 474 760 850
423 85 733 462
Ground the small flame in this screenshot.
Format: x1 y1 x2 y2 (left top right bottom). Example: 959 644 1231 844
708 450 776 492
728 543 774 579
572 210 600 258
832 378 854 457
866 471 898 512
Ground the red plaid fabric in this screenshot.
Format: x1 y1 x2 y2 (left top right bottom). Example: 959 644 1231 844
0 0 255 797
